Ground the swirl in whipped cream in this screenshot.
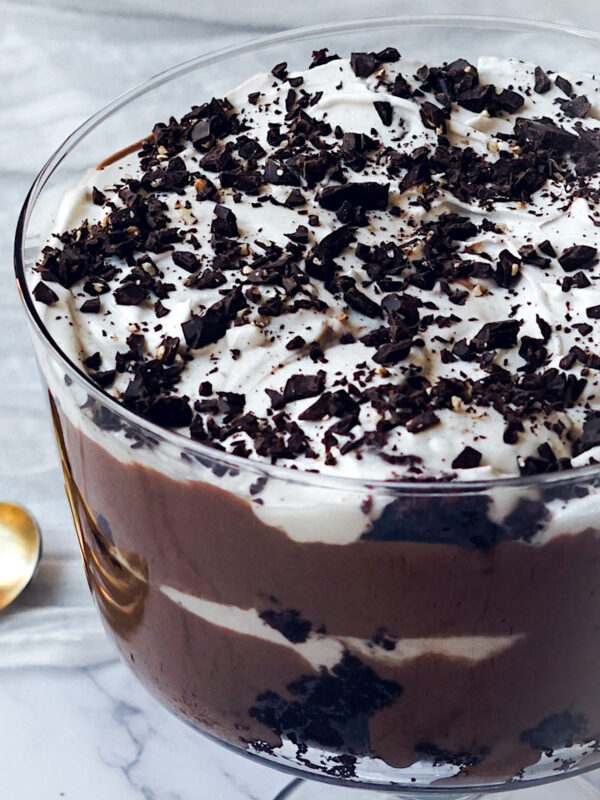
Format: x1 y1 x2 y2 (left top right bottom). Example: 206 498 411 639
29 52 600 480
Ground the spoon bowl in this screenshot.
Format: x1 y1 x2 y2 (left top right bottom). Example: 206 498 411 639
0 503 42 611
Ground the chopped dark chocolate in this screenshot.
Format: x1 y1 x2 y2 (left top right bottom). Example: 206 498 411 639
284 225 309 244
318 182 389 211
114 283 148 306
560 95 591 119
92 186 106 206
80 297 101 313
419 101 448 132
538 240 556 258
558 245 597 272
341 282 382 319
282 372 325 404
573 412 600 456
534 66 551 94
84 352 102 371
210 204 239 237
264 159 301 186
494 249 521 288
555 75 573 97
451 446 482 469
271 61 288 80
284 188 306 208
172 251 200 273
513 117 577 151
185 269 227 290
471 320 521 351
374 100 393 127
93 369 116 387
373 340 412 365
181 287 247 348
350 52 378 78
145 396 192 428
406 410 439 433
286 335 306 351
32 281 58 305
30 49 600 478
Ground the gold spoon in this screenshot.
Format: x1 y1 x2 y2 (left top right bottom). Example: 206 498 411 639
0 503 42 611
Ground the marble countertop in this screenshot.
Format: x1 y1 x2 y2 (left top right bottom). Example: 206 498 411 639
2 1 600 797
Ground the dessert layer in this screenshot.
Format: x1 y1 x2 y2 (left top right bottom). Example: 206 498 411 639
29 44 600 791
29 53 600 480
56 403 600 785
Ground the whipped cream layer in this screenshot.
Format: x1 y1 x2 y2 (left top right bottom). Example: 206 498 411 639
29 52 600 481
161 584 523 671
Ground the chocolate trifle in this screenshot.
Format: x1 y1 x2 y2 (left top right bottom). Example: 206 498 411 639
25 48 600 787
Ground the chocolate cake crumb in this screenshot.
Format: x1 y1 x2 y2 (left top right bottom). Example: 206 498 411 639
259 608 312 643
250 653 401 751
520 710 587 753
362 494 505 549
416 742 489 769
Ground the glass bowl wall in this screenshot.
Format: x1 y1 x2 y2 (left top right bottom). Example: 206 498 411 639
14 14 600 795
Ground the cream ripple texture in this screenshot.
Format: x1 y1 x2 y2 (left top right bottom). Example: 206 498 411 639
160 585 523 671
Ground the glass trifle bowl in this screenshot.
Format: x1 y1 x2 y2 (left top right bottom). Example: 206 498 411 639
13 13 600 800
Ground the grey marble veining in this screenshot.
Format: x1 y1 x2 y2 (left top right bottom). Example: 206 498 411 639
2 1 600 797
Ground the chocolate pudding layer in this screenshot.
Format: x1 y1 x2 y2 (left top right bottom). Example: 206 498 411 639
27 48 600 788
49 390 600 787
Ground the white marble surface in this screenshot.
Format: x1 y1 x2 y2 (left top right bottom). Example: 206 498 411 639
3 1 600 797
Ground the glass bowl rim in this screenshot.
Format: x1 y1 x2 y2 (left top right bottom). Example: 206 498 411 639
14 11 600 497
